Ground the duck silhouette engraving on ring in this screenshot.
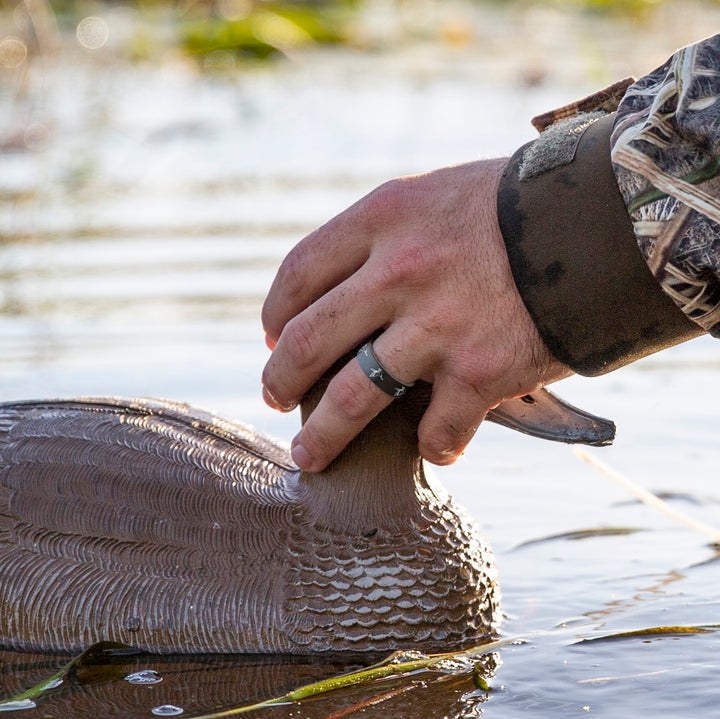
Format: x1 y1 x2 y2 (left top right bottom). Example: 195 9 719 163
0 357 614 654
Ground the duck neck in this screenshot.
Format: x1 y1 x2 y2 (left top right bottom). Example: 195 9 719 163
296 381 435 534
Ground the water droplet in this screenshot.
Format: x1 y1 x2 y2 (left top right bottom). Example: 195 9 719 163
152 706 184 716
125 669 163 685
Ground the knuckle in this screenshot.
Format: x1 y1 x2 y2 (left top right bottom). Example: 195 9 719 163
364 177 409 219
382 245 432 286
374 240 441 296
449 352 505 395
416 305 451 338
361 177 443 290
274 249 308 302
282 316 319 370
327 374 375 424
360 177 426 233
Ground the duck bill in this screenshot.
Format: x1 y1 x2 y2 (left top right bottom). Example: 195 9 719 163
487 388 615 446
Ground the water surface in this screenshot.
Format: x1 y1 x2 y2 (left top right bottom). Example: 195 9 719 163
1 18 720 717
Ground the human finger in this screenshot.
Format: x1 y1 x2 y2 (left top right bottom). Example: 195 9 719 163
261 264 392 412
261 229 365 347
261 182 399 344
290 328 425 471
415 373 493 465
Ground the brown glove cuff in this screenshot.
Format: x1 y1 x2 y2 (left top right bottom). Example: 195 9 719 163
497 113 702 376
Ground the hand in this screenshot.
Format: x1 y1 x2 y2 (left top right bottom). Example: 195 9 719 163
261 159 571 471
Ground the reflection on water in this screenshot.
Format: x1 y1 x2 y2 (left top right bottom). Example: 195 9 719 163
2 4 720 717
0 649 366 717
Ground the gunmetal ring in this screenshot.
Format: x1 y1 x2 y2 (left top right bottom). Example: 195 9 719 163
356 342 414 398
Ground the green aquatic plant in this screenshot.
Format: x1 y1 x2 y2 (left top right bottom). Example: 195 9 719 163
180 3 356 61
187 640 508 718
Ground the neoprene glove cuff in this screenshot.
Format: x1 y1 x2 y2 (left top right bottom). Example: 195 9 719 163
497 112 702 376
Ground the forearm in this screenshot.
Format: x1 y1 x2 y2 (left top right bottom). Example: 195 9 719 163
497 34 720 375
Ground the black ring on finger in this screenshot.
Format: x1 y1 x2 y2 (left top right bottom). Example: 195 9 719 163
356 341 415 398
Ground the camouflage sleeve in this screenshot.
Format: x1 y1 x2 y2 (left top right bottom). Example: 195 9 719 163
611 34 720 336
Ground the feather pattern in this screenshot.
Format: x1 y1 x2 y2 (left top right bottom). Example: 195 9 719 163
0 397 499 654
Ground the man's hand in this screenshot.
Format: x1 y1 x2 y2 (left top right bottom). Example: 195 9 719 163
261 158 570 472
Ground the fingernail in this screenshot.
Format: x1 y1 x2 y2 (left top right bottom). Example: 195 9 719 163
263 386 297 412
291 442 314 470
264 333 276 351
262 387 280 409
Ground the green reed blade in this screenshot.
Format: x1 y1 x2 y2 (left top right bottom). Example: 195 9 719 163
189 636 519 718
575 625 718 644
0 642 132 712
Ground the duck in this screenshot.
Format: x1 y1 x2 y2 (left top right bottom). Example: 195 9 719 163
0 365 613 654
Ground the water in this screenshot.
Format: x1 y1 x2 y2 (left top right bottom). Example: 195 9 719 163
2 8 720 716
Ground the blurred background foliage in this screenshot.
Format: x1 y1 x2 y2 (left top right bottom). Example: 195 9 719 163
1 0 717 71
